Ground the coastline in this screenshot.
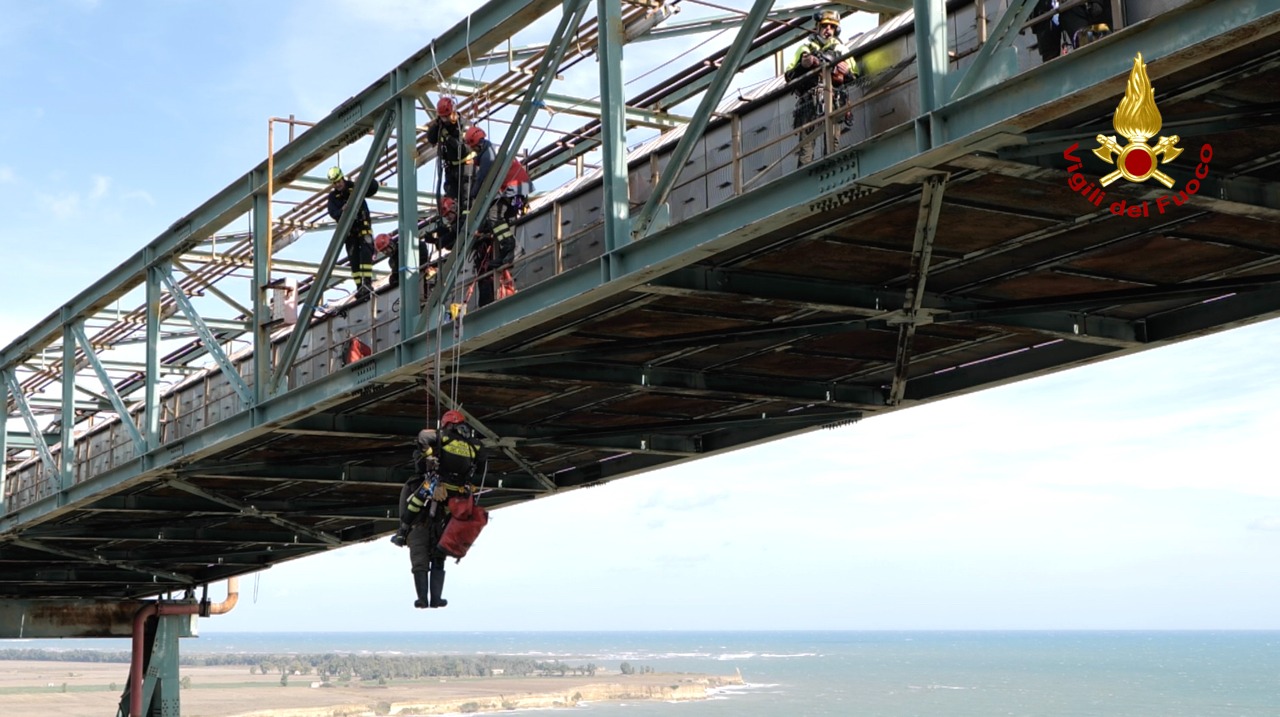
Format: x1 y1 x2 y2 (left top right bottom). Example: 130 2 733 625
0 661 744 717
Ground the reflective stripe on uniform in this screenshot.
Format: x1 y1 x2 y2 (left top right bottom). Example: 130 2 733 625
442 437 477 461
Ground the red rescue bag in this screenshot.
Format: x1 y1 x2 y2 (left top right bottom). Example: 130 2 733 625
342 337 372 365
496 269 517 300
438 495 489 559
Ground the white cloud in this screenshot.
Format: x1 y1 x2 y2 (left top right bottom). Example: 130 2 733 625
120 189 156 205
0 166 14 183
38 191 81 218
1250 516 1280 532
89 174 110 201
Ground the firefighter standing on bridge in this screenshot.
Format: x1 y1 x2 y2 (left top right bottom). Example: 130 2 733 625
326 167 379 301
382 196 459 299
427 96 473 219
391 410 487 609
785 10 857 167
465 125 531 308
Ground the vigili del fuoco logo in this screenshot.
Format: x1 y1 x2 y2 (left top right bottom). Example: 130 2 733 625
1063 53 1213 217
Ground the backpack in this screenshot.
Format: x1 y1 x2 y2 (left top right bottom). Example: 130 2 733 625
437 424 483 480
438 494 489 559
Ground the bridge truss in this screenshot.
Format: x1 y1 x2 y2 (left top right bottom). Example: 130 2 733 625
1 5 1279 712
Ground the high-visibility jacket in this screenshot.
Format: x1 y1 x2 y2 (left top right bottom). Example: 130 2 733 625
784 34 855 91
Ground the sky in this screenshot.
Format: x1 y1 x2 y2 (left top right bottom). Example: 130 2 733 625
1 1 1277 633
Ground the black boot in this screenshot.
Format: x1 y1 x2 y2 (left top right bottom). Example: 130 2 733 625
429 568 448 608
412 571 430 609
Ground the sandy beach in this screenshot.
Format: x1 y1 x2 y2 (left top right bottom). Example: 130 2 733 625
0 660 742 717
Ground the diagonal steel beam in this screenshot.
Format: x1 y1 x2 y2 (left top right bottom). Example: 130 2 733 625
3 369 57 476
9 538 195 584
273 108 396 393
632 0 776 239
889 173 947 406
421 0 593 334
163 478 343 547
949 0 1038 100
172 258 253 318
421 382 557 491
154 264 254 407
70 323 147 453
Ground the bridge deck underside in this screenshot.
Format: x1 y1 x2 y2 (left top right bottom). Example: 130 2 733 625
7 27 1280 601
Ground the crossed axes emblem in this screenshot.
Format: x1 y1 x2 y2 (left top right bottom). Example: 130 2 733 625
1093 134 1183 188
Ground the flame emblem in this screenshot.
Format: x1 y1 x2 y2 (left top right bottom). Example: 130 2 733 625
1093 53 1183 187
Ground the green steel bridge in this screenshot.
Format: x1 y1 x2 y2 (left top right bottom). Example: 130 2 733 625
2 0 1279 713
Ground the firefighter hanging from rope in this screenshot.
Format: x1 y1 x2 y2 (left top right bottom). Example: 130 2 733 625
390 410 489 610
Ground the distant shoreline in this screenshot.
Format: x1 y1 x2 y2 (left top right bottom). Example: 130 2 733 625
0 659 745 717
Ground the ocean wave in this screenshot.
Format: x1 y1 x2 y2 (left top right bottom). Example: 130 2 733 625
759 652 818 658
907 684 969 690
718 682 781 693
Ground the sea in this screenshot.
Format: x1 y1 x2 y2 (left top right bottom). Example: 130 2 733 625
8 631 1278 716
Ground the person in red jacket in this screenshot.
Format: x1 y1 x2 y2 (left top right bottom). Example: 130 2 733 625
464 126 532 307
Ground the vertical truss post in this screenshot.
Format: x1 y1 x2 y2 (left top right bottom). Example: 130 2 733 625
4 371 55 478
889 173 948 405
60 316 75 496
273 108 396 392
598 0 630 257
144 265 162 449
397 91 423 339
155 263 255 408
632 0 776 240
913 0 949 150
420 0 592 332
252 172 274 404
70 323 147 453
1 374 7 514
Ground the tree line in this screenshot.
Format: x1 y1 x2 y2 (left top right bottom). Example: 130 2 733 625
0 649 608 682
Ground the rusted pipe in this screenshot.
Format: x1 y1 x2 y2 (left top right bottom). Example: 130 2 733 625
208 576 239 614
129 578 238 717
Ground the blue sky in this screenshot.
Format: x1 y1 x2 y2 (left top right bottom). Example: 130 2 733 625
2 1 1277 633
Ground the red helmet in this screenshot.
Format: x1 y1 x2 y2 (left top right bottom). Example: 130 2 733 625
440 410 466 427
440 196 456 220
436 96 455 118
373 233 391 253
463 125 485 148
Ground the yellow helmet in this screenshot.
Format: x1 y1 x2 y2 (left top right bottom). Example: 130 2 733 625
816 9 840 28
327 167 344 183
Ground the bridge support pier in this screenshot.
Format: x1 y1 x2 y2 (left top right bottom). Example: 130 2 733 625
116 607 193 717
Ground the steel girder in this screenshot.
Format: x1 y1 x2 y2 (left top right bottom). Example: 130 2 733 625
3 0 1278 545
